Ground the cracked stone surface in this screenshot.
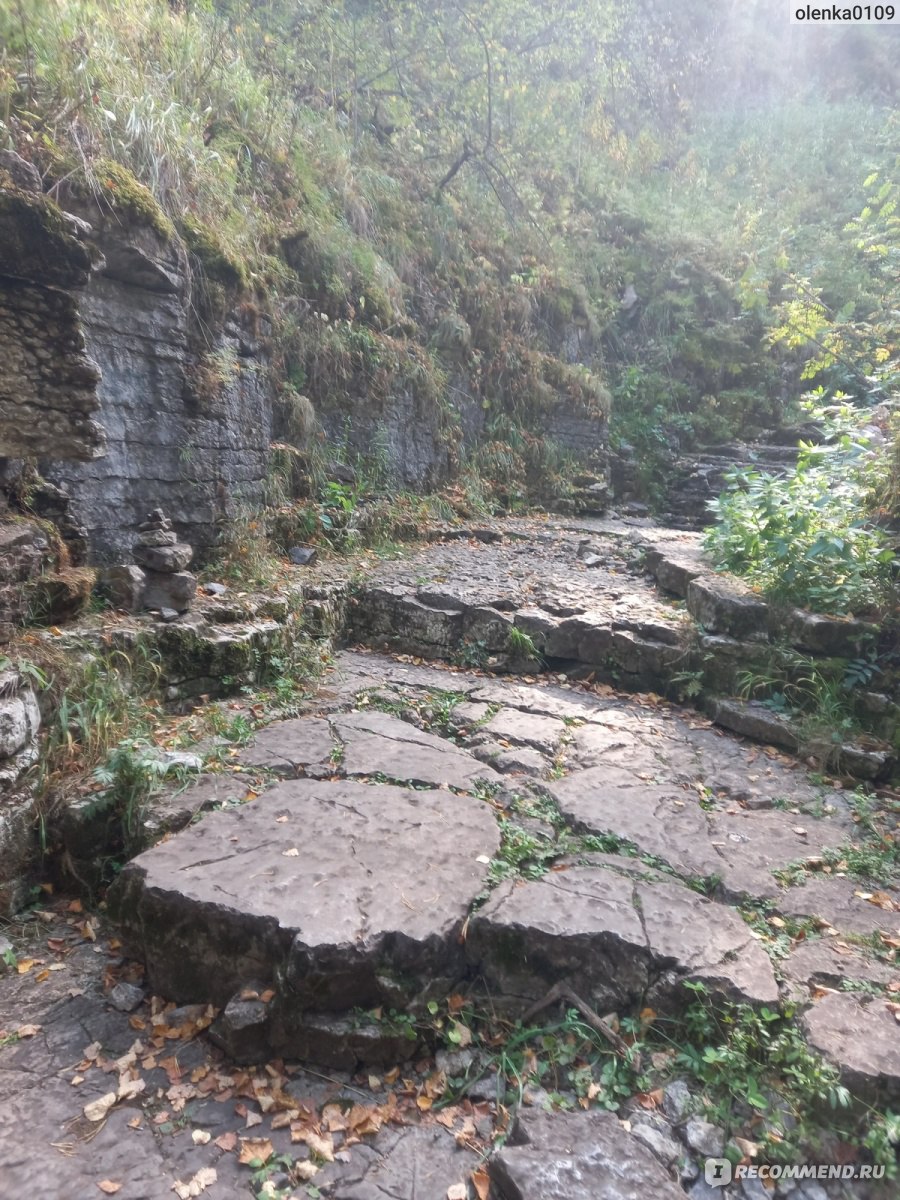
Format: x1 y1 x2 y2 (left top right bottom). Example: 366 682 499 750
779 877 900 937
549 767 851 899
489 1107 685 1199
110 778 499 1033
468 865 778 1008
333 709 501 789
802 992 900 1099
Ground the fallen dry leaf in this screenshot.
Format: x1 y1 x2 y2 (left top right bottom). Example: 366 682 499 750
214 1131 238 1152
171 1167 217 1198
238 1137 274 1166
192 1130 211 1145
15 1023 42 1038
84 1093 117 1122
97 1182 122 1195
471 1169 490 1200
294 1161 319 1181
447 1184 467 1200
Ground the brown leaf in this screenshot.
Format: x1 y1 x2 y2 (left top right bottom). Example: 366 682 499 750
97 1182 122 1195
471 1169 491 1200
214 1131 237 1152
15 1023 42 1038
238 1137 274 1166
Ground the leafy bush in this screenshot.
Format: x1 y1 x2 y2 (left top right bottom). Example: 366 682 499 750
705 405 896 615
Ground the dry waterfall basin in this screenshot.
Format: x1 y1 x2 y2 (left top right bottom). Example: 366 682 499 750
2 523 899 1197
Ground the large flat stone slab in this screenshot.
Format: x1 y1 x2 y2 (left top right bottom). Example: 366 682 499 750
333 710 501 790
239 716 336 776
779 876 900 937
550 767 848 900
489 1107 684 1200
467 865 778 1009
110 779 499 1040
802 992 900 1098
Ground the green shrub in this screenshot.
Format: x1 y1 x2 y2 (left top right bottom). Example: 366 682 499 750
705 405 896 615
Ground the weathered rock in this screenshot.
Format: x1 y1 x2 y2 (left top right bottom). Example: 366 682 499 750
785 610 877 656
484 708 566 754
630 1118 684 1168
0 149 42 193
133 541 194 573
683 1115 725 1158
142 568 197 612
239 717 336 777
780 938 898 1000
109 779 499 1053
97 564 146 612
662 1079 694 1123
467 865 778 1010
779 877 899 936
0 680 40 760
0 189 105 461
208 987 272 1064
802 992 900 1098
107 981 145 1013
288 546 317 566
333 710 501 790
315 1125 479 1198
712 699 799 752
687 575 769 640
488 1107 685 1200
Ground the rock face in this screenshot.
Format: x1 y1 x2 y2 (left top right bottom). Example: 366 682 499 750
0 176 105 461
109 778 499 1059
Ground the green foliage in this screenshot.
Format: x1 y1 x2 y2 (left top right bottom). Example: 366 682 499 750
705 405 896 615
668 982 854 1162
90 739 175 857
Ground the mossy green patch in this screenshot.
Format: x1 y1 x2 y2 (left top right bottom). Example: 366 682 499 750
91 160 175 241
180 216 248 290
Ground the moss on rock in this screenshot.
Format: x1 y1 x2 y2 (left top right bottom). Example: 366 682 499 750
180 216 248 290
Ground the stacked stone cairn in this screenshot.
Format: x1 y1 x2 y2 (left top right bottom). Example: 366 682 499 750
98 509 197 618
132 509 197 617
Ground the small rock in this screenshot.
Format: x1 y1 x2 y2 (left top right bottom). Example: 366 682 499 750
288 546 318 566
631 1121 683 1167
158 607 180 623
203 582 227 595
684 1115 725 1158
435 1047 478 1077
663 1079 694 1123
209 993 272 1064
108 981 145 1013
680 1156 700 1183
